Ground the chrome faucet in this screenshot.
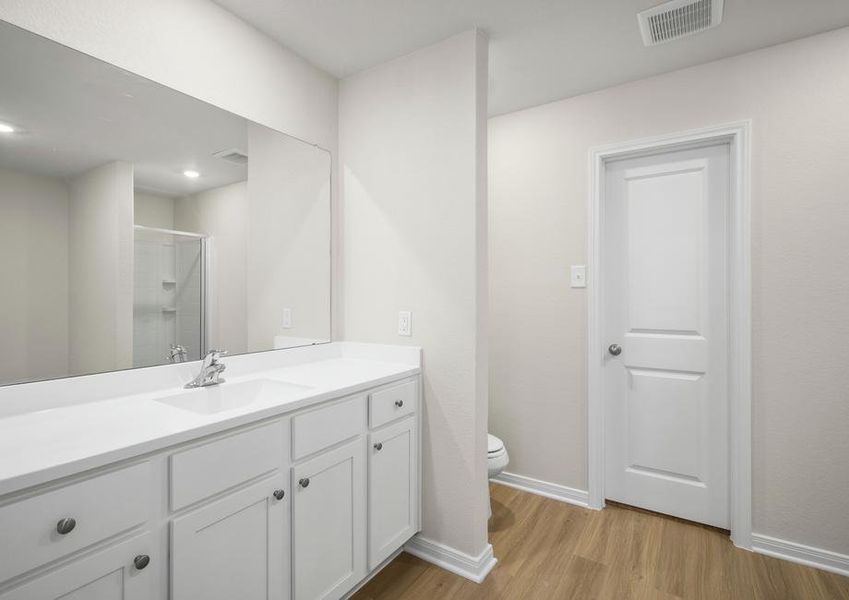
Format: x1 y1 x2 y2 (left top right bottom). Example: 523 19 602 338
168 344 188 363
185 350 227 388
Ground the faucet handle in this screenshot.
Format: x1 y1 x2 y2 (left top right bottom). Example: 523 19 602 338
208 349 228 359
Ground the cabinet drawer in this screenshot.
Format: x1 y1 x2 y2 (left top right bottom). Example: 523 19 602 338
170 421 284 511
0 533 154 600
0 462 150 583
292 395 366 461
369 380 417 429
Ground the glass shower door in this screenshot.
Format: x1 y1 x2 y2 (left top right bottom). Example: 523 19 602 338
133 226 206 367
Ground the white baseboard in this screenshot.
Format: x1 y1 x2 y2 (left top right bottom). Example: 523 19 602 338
752 533 849 578
491 471 590 508
404 535 497 583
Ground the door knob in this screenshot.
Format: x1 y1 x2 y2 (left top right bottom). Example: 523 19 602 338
608 344 622 356
374 442 383 451
299 478 310 488
133 555 150 570
395 400 404 408
272 489 285 500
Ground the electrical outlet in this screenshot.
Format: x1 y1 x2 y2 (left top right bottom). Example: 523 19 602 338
282 308 292 329
398 311 412 336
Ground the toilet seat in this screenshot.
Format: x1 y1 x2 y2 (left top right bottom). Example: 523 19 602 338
487 434 505 455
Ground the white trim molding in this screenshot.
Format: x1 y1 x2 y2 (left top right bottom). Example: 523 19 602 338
587 121 753 548
404 535 497 583
491 472 590 508
752 534 849 578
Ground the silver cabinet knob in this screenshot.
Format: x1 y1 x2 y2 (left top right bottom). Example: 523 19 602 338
374 442 383 451
299 478 310 488
395 400 404 408
273 489 285 501
56 518 76 535
133 555 150 570
608 344 622 356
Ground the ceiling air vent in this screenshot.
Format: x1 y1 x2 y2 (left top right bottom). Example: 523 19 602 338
638 0 724 46
212 148 249 165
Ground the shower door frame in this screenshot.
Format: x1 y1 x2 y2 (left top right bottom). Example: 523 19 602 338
133 225 209 361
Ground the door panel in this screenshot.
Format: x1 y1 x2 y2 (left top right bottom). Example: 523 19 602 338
171 476 288 600
626 368 704 482
368 417 418 569
626 160 707 334
604 143 730 528
291 438 365 600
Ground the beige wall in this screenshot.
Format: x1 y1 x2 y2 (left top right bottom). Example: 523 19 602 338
246 124 331 351
340 31 490 558
175 181 248 355
68 161 134 375
134 191 175 229
0 167 69 384
489 27 849 555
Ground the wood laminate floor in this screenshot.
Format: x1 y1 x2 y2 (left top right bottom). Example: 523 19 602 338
353 483 849 600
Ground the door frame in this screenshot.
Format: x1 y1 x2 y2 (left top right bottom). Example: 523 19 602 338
586 121 752 549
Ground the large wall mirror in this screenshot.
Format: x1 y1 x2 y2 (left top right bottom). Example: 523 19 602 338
0 22 331 387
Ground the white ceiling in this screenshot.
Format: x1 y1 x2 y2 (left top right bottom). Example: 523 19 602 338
0 21 248 197
213 0 849 116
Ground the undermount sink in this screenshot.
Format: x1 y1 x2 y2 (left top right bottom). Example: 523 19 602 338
154 379 312 415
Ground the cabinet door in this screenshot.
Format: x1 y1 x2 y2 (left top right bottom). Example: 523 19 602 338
368 417 418 569
291 438 365 600
0 534 153 600
171 476 288 600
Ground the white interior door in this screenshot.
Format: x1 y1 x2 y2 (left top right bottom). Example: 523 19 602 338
603 142 730 528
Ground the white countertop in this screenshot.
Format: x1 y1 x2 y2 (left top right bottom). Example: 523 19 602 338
0 344 420 497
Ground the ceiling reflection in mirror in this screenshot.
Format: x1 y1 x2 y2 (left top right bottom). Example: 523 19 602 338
0 22 331 387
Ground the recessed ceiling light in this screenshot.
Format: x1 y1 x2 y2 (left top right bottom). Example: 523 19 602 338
183 170 200 179
0 123 15 134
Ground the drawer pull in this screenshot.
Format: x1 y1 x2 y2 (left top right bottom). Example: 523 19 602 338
273 489 286 501
56 518 76 535
395 400 404 408
374 442 383 451
299 478 310 488
133 555 150 570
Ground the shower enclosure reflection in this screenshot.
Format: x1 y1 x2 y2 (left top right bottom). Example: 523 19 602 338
133 226 206 367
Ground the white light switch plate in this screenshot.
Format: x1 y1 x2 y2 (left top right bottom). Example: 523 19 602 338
282 308 292 329
398 311 412 336
571 265 587 288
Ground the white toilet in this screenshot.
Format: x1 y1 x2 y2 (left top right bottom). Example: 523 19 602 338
487 434 509 518
487 434 509 479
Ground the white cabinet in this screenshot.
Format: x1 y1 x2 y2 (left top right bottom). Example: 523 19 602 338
0 462 150 583
0 534 153 600
0 375 420 600
368 417 418 569
171 476 289 600
291 439 366 600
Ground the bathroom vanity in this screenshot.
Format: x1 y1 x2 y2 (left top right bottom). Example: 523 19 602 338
0 343 421 600
0 21 425 600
